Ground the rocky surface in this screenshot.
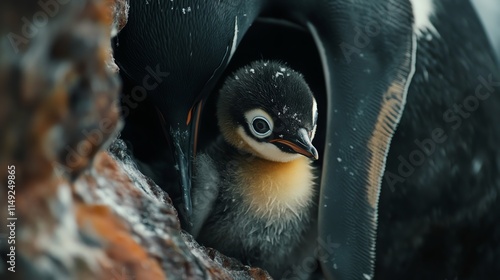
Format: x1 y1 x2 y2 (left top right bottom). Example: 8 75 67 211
0 0 270 279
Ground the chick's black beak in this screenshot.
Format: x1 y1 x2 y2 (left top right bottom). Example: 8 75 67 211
271 128 319 160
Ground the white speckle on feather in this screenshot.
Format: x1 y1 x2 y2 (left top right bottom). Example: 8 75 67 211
353 127 357 131
235 75 239 80
283 105 288 113
182 8 186 14
472 158 483 174
286 73 290 77
423 69 429 81
279 134 284 138
337 157 342 162
280 67 286 71
349 145 354 149
334 263 338 269
328 143 332 147
324 204 327 208
363 273 372 280
250 68 255 73
275 71 284 78
349 172 354 176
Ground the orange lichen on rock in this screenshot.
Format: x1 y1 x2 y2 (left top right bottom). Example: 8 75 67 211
0 0 271 278
75 204 165 280
72 145 271 280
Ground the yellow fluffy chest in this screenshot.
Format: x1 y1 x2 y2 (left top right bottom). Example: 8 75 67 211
235 156 315 219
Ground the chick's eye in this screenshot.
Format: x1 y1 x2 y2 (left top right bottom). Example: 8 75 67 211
253 119 269 133
251 117 272 138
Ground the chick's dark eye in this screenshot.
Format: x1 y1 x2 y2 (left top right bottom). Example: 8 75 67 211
253 119 269 133
250 116 273 138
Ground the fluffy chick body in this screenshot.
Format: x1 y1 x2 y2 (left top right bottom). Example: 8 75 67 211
192 61 319 278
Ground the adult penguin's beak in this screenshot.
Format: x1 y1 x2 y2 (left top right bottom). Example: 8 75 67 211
157 100 203 229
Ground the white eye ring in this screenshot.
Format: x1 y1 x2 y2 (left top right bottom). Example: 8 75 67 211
251 116 273 138
244 109 274 139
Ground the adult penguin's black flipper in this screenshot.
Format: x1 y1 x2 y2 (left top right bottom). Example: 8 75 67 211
282 1 416 278
112 1 265 226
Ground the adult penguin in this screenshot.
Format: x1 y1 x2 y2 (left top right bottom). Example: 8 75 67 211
376 0 500 279
113 1 415 279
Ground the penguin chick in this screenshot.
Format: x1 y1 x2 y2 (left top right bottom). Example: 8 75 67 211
192 61 319 278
